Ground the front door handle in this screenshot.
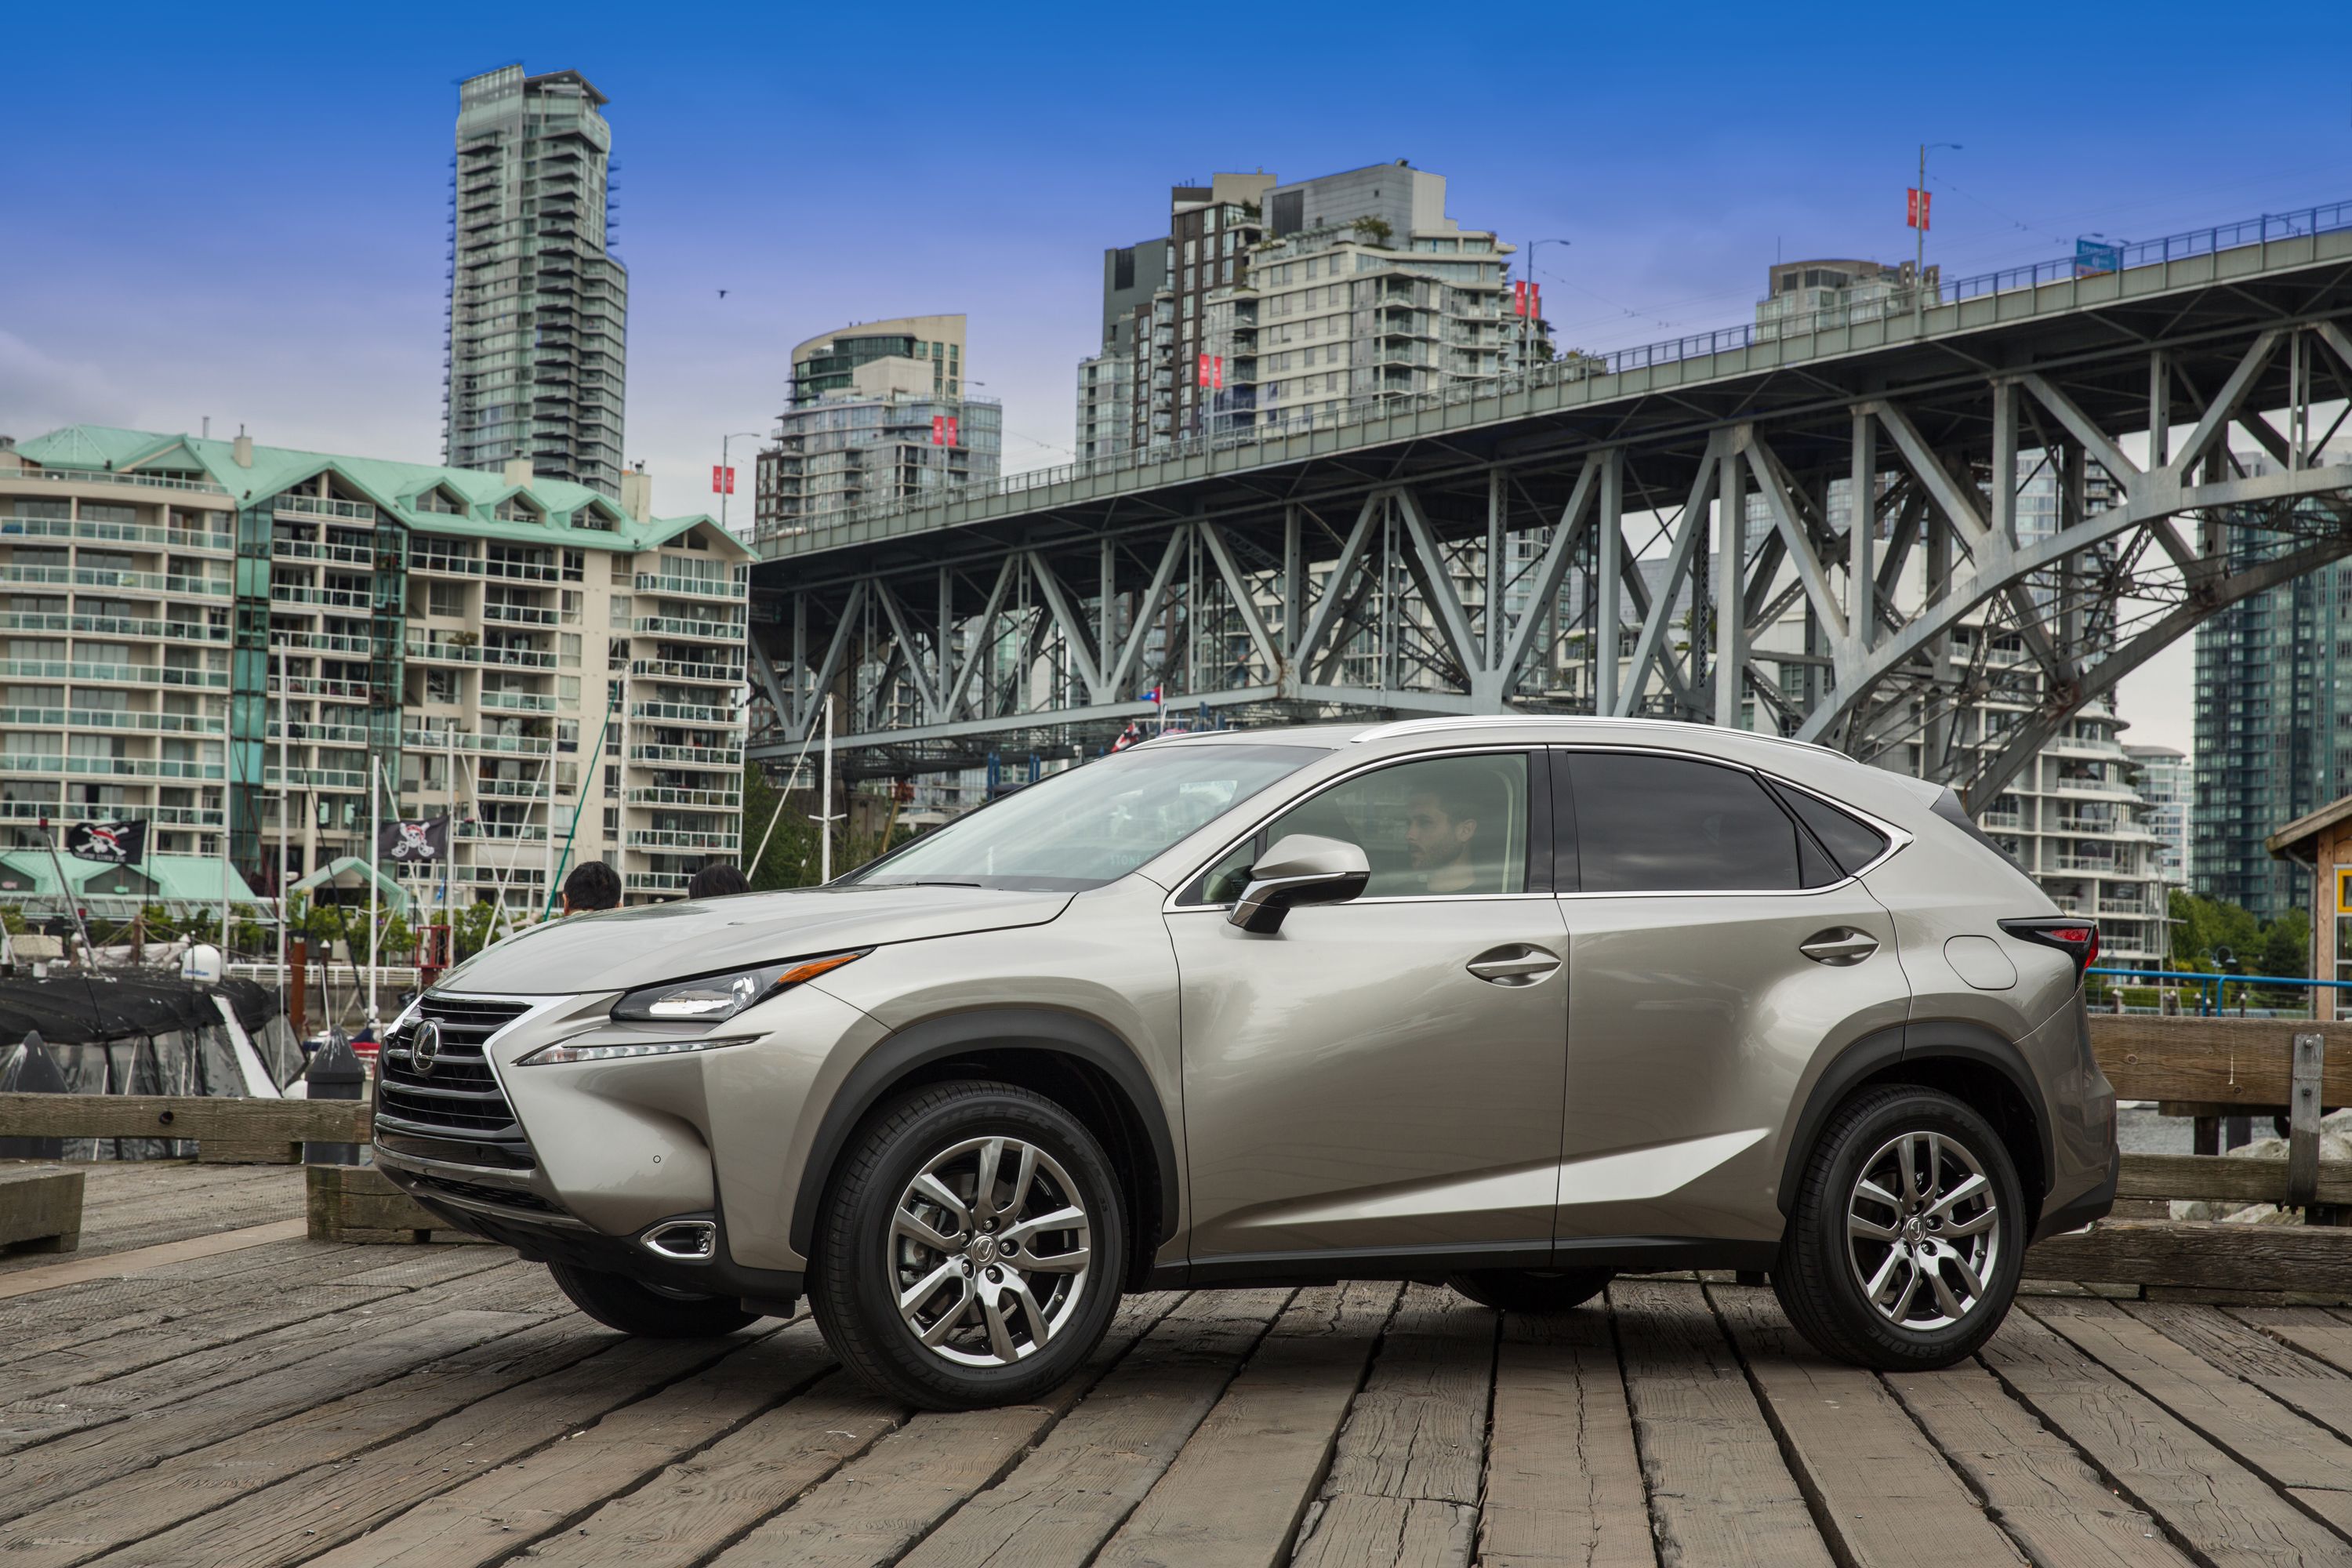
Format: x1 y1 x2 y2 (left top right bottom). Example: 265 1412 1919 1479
1467 945 1561 985
1799 928 1879 966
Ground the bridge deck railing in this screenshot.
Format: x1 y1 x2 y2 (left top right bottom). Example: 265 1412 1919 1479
755 196 2352 553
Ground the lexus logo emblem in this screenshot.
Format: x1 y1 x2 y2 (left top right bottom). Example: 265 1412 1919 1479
412 1020 443 1075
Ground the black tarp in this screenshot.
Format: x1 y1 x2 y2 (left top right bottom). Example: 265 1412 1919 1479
0 971 294 1158
0 974 274 1044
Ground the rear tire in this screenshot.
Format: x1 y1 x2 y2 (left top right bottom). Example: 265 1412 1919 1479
1773 1084 2024 1370
1445 1267 1613 1314
548 1262 760 1338
807 1080 1127 1411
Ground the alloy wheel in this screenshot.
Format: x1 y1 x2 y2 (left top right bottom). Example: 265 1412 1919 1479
889 1134 1092 1367
1844 1129 2002 1331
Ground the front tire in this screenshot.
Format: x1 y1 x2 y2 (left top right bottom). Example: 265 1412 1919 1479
1446 1268 1612 1314
808 1080 1127 1410
1773 1084 2024 1370
548 1261 760 1338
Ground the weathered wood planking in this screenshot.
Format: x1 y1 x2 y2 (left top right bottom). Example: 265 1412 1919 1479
2091 1015 2352 1109
1609 1277 1836 1568
1094 1282 1401 1568
892 1289 1295 1568
1475 1304 1655 1568
1289 1283 1496 1568
2024 1219 2352 1292
1883 1352 2198 1568
85 1335 760 1568
1711 1284 2028 1568
1977 1307 2352 1566
302 1325 848 1568
698 1294 1180 1568
2024 1298 2352 1526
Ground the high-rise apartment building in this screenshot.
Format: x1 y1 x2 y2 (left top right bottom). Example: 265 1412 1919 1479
0 426 746 914
2126 744 2192 887
753 317 1000 539
1076 241 1167 463
2189 442 2352 920
1081 164 1532 453
445 65 628 498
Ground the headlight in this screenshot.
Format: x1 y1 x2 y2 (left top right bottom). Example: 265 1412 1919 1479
610 950 865 1022
512 951 864 1066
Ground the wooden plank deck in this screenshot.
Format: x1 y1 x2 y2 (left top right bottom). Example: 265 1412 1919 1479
7 1162 2352 1568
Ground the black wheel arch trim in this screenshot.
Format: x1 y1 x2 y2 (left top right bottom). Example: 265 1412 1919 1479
1775 1019 2055 1219
786 1006 1181 1265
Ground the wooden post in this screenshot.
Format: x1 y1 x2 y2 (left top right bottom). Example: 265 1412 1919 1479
2284 1031 2347 1225
289 937 308 1037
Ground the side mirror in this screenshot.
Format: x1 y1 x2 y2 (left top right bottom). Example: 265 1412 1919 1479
1229 833 1370 934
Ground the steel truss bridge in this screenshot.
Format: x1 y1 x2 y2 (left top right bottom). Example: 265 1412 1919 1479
746 205 2352 805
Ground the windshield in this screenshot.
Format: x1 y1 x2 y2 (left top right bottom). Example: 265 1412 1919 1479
844 742 1324 891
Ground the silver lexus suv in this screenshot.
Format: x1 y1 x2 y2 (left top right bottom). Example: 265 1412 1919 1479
374 717 2117 1409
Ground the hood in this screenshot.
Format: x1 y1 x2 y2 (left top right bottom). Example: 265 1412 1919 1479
432 884 1075 996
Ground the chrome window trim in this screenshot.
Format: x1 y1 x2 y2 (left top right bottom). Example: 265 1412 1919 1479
1167 891 1559 915
1543 742 1915 898
1161 742 1544 914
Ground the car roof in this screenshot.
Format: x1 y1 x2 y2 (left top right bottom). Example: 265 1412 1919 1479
1133 713 1945 816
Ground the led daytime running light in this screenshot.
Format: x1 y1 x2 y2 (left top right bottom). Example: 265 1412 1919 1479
520 1033 759 1066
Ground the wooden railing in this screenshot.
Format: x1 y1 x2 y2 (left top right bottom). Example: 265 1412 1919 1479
2024 1016 2351 1295
0 1091 371 1164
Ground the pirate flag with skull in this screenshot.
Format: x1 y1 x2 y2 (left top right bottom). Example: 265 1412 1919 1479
377 816 450 864
66 820 147 864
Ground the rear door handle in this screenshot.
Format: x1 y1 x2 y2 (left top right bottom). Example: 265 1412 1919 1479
1467 945 1562 985
1799 928 1879 966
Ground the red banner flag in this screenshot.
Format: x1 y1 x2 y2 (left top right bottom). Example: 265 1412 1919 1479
1906 187 1930 230
1530 282 1541 321
1513 279 1528 318
946 416 959 446
710 465 735 495
931 416 946 445
1212 356 1224 390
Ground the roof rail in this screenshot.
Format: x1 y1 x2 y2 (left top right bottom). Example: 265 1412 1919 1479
1348 712 1850 762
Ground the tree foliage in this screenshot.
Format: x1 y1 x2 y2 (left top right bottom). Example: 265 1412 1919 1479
738 764 912 891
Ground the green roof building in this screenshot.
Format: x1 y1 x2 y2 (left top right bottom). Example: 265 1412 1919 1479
0 425 749 909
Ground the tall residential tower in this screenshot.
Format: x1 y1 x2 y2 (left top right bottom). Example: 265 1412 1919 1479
445 65 628 498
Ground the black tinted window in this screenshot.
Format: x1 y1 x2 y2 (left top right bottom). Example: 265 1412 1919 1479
1767 780 1891 877
1566 753 1800 892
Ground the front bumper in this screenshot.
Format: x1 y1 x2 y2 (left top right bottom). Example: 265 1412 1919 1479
372 982 886 1280
376 1167 804 1310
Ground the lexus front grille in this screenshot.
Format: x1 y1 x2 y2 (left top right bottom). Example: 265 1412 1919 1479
376 997 535 1167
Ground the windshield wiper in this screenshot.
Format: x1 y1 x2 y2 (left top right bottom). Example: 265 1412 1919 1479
872 878 984 887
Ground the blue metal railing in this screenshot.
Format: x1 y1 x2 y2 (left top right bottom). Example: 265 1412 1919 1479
2087 965 2352 1018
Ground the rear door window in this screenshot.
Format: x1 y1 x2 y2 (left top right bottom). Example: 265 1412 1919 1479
1562 752 1802 893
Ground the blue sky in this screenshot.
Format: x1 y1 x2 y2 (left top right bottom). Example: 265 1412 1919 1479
8 0 2350 747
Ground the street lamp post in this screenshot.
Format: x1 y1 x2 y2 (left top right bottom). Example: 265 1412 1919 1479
1519 238 1571 375
718 430 764 535
1914 143 1962 328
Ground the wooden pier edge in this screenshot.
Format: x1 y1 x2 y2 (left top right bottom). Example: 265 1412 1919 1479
0 1166 85 1255
304 1164 487 1245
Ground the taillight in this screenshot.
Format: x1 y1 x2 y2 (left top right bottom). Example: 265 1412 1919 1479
2000 918 2099 978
